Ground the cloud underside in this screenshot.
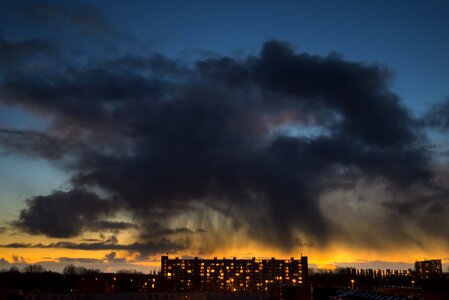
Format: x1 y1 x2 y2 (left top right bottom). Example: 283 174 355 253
0 240 185 256
1 34 449 257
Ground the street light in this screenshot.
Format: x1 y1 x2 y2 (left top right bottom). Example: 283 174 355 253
351 279 355 289
411 280 415 289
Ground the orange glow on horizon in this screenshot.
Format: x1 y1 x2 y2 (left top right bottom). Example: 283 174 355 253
1 244 448 272
1 228 449 271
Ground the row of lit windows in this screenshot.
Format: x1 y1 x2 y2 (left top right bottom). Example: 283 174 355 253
165 265 302 271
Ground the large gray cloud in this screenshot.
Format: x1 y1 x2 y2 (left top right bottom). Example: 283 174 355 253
11 188 127 238
0 34 442 255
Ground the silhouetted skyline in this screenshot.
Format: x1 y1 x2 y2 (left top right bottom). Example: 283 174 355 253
1 0 449 272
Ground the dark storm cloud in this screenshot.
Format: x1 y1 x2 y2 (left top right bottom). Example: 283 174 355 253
0 59 180 137
139 223 207 241
0 37 55 70
143 224 195 237
91 221 136 232
384 180 449 226
0 129 82 161
0 37 435 252
11 188 125 238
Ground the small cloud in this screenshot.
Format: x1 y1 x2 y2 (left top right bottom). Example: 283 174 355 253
104 251 126 263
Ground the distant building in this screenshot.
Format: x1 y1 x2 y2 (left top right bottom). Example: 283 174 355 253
415 259 442 279
161 255 308 293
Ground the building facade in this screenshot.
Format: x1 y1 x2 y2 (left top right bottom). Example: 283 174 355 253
414 259 442 279
161 256 308 292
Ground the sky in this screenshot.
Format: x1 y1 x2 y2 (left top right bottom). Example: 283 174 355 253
1 0 449 273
